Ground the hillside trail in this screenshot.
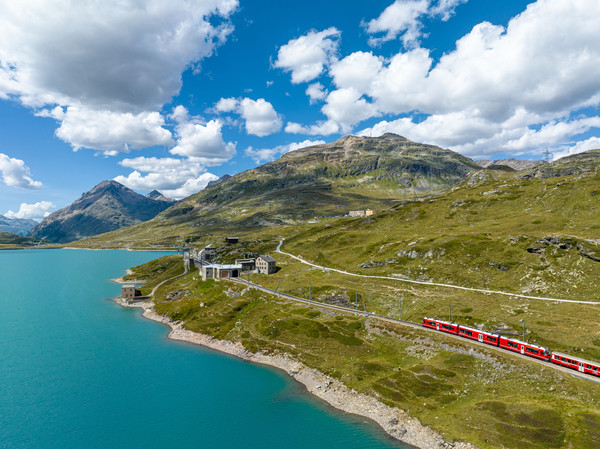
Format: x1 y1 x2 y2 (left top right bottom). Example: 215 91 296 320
275 239 600 305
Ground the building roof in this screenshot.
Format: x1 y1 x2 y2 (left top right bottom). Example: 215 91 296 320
204 264 242 270
122 284 136 289
258 254 276 263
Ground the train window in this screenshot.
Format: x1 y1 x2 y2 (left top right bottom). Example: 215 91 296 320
461 329 472 336
427 321 435 326
442 324 454 330
526 347 539 355
506 341 518 348
487 336 497 342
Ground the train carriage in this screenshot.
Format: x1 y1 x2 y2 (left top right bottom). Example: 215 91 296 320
422 317 459 335
457 325 500 347
551 352 600 377
498 336 551 361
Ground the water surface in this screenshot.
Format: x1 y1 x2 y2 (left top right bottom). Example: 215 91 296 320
0 249 409 449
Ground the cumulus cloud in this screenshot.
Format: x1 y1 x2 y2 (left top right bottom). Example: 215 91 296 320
274 27 341 84
244 139 326 164
49 107 173 155
170 118 236 165
306 83 327 104
0 0 238 153
553 136 600 161
0 0 238 111
114 157 219 199
0 154 42 189
215 97 282 136
5 201 55 220
294 0 600 156
285 120 343 136
364 0 467 47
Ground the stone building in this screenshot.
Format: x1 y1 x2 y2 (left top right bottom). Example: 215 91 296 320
256 255 276 274
121 284 138 299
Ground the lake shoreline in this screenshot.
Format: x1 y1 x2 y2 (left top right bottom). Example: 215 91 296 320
112 296 476 449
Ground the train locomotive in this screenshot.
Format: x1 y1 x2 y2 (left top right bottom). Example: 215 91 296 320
422 317 600 377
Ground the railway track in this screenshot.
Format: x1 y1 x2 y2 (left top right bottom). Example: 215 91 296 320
231 277 600 385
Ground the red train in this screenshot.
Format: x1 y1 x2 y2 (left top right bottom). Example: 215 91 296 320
422 317 600 377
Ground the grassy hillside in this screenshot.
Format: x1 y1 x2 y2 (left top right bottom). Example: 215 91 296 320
128 256 600 449
0 232 41 249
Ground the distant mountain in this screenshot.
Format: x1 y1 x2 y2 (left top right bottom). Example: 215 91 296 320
76 133 481 246
522 149 600 179
146 190 176 203
476 158 546 171
29 180 175 243
0 215 38 236
205 174 231 189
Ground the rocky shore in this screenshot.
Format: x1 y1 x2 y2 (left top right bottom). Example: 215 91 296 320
112 297 477 449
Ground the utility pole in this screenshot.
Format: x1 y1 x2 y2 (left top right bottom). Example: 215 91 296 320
309 282 311 304
399 296 402 320
278 279 281 298
449 304 452 322
355 292 358 313
521 319 525 341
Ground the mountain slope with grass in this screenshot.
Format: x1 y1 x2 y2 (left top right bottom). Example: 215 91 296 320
75 133 480 247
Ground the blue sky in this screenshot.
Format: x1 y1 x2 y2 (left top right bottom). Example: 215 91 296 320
1 0 599 220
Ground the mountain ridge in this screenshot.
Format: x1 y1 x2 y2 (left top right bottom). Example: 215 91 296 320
30 180 175 243
0 215 38 236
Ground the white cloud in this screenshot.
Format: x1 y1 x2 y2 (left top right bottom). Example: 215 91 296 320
5 201 55 220
0 153 42 189
330 52 384 92
306 83 327 104
244 139 326 164
274 27 341 84
364 0 429 47
170 118 236 165
322 88 380 129
285 120 342 136
295 0 600 158
553 136 600 161
114 157 219 199
239 98 282 136
0 0 238 111
364 0 467 47
214 97 282 136
0 0 238 153
51 107 173 155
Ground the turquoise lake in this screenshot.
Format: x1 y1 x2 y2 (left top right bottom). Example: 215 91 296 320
0 249 410 449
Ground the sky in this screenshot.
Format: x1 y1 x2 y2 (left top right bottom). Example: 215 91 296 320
1 0 599 221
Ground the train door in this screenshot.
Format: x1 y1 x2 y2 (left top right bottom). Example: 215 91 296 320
436 323 440 331
579 362 584 373
520 345 525 355
478 334 483 343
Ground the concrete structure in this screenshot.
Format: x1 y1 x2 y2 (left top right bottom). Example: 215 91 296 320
201 264 242 281
225 237 239 244
256 255 276 274
349 210 365 217
198 246 217 261
121 284 138 299
235 258 256 271
349 209 375 217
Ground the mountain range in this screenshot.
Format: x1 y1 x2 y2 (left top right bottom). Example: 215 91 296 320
74 133 484 245
0 215 38 236
29 181 175 243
